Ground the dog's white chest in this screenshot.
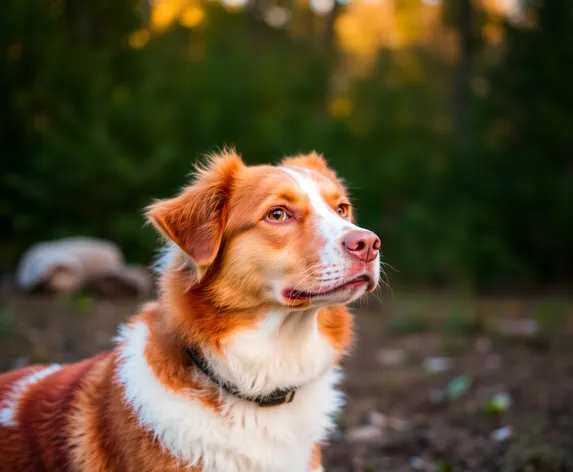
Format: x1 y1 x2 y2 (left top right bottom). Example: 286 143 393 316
198 375 340 472
117 321 341 472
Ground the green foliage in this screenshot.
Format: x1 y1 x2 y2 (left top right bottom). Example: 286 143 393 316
445 374 472 400
1 0 572 289
484 392 512 415
533 301 565 339
0 308 14 337
464 0 573 287
435 461 453 472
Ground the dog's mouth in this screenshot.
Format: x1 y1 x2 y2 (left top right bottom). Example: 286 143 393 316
282 274 373 302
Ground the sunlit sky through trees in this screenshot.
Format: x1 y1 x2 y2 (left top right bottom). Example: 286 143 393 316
136 0 524 64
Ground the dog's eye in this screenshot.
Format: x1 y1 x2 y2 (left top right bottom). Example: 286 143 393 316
266 208 291 222
337 204 349 218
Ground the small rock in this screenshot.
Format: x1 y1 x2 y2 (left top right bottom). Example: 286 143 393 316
428 389 446 405
490 425 513 442
376 348 406 367
409 456 425 470
499 319 538 336
424 357 451 373
387 416 409 432
409 456 434 471
366 410 388 428
346 424 384 443
16 237 124 293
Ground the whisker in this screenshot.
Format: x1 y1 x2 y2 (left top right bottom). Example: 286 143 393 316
380 259 399 273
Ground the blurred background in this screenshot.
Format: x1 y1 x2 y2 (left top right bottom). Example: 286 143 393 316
2 0 573 470
2 0 572 290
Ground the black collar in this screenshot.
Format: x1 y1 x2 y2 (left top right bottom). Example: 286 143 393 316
184 347 297 407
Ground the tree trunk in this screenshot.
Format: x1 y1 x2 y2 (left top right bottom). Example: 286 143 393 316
451 0 476 143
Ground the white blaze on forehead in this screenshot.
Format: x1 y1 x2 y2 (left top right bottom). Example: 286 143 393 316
279 166 360 268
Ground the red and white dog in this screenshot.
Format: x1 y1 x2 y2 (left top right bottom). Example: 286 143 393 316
0 151 380 472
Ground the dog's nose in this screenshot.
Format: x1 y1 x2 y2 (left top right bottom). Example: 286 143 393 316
342 230 380 262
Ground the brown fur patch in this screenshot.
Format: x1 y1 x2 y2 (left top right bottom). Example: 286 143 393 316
0 357 103 471
147 150 245 272
309 443 322 470
317 305 354 354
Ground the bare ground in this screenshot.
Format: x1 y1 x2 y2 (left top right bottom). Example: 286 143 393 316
1 292 573 472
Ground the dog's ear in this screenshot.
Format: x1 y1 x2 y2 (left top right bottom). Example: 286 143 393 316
146 151 244 272
281 151 339 182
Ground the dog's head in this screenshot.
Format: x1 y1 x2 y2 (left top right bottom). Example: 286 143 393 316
147 150 380 314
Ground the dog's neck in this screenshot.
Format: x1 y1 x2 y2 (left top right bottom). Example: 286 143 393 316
197 307 339 398
116 301 348 470
154 260 352 400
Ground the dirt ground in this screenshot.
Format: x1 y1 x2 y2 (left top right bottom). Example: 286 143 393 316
1 291 573 472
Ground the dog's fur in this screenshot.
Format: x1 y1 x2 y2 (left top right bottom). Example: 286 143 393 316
0 151 380 472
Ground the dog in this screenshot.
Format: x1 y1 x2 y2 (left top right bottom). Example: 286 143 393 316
0 150 381 472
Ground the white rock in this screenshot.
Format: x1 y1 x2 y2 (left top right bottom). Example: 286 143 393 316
424 356 451 373
387 416 408 432
490 425 513 442
376 348 406 367
409 456 430 470
16 237 124 292
346 424 384 443
367 410 388 428
499 319 538 336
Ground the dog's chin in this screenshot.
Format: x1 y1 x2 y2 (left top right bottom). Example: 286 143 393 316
279 274 375 310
